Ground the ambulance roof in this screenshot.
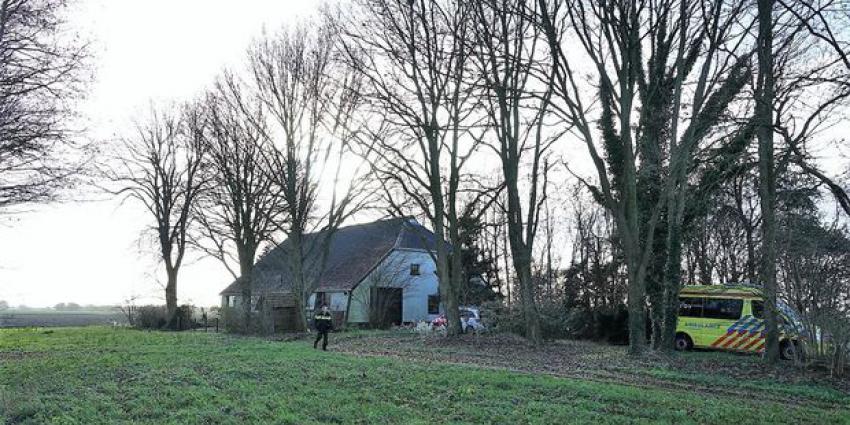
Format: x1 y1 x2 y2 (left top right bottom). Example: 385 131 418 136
679 284 763 298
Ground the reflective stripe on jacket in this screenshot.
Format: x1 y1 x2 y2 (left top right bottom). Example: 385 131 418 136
314 312 333 332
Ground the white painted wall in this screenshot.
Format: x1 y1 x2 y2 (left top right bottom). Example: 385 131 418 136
346 249 440 324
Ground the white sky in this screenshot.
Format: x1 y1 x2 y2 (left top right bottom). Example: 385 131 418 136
0 0 322 308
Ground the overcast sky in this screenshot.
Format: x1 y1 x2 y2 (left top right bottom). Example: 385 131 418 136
0 0 321 308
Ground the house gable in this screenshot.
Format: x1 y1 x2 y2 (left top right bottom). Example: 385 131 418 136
346 248 439 324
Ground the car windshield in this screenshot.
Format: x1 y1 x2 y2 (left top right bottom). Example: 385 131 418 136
751 300 805 334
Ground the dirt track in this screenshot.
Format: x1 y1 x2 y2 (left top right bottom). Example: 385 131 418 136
331 331 850 404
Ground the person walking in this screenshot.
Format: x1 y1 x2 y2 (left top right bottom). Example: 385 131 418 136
313 305 333 351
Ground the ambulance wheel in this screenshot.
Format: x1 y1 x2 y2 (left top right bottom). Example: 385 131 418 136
674 333 693 351
780 340 798 361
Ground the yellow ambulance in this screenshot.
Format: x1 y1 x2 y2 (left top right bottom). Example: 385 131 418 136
674 285 804 360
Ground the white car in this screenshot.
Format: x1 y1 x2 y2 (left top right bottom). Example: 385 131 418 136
460 307 485 333
429 307 486 333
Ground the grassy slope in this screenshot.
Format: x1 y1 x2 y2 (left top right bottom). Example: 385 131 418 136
1 328 847 424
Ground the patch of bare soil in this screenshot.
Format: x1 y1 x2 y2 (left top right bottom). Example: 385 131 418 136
0 351 46 361
332 332 850 406
266 332 311 342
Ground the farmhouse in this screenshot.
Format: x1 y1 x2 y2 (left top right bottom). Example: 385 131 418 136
219 218 442 331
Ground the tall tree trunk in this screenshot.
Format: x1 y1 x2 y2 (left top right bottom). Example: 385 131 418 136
647 219 667 350
288 232 311 333
501 218 512 307
505 181 542 344
507 211 542 344
745 224 757 283
626 252 647 354
291 282 309 333
661 165 691 351
239 252 254 334
293 294 308 332
449 227 465 328
437 237 461 336
432 200 461 336
756 0 780 363
661 216 683 351
164 266 178 329
625 155 648 354
516 254 541 342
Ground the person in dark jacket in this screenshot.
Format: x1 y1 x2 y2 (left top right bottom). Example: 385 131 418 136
313 305 333 350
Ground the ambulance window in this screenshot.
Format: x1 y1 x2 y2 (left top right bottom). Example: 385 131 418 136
703 298 743 320
679 297 703 317
751 300 764 319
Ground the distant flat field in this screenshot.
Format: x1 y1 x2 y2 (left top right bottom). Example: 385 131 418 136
1 327 848 424
0 310 127 328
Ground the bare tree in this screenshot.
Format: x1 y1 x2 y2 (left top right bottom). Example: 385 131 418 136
0 0 89 209
655 3 754 352
556 181 628 312
119 293 141 327
765 0 850 362
108 104 206 328
247 22 369 332
682 165 762 286
193 74 286 333
755 0 783 363
537 0 752 353
771 0 850 218
333 0 481 336
469 0 557 344
777 195 850 374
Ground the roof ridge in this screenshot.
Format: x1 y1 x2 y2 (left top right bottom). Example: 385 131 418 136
309 216 405 235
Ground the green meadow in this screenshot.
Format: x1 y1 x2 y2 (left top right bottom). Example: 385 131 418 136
1 327 847 424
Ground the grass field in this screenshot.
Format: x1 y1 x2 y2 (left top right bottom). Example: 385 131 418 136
0 310 127 328
1 327 848 424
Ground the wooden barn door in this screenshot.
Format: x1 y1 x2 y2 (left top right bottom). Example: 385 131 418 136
370 287 403 328
272 307 297 332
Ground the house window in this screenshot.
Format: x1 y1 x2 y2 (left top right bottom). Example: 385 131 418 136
428 294 440 315
410 263 421 276
227 296 237 308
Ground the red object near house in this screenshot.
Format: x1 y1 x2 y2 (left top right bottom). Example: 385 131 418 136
431 315 447 328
